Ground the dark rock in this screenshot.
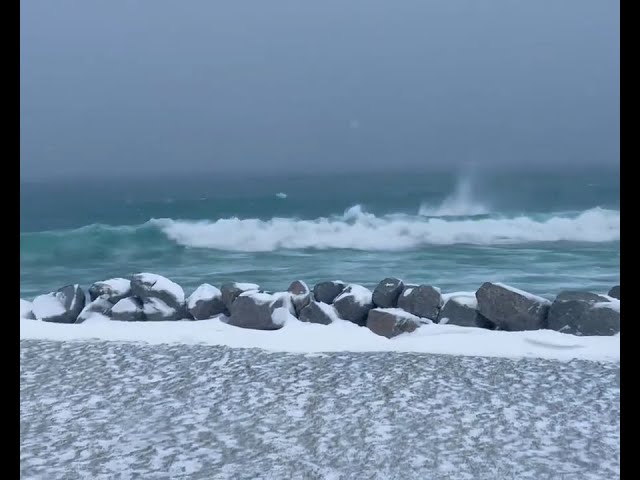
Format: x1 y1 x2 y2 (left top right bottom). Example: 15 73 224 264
608 285 620 300
437 296 480 327
187 284 226 320
313 281 347 304
333 285 374 326
372 277 405 308
287 280 311 316
88 278 131 304
130 273 185 310
547 291 620 336
142 298 182 321
227 292 290 330
76 297 112 324
299 301 337 325
476 283 550 331
110 297 145 322
32 284 86 324
221 282 260 312
397 285 442 320
367 308 425 338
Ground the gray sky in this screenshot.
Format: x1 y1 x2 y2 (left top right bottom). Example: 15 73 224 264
20 0 619 180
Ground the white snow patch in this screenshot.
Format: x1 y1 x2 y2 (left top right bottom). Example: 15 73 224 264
594 299 620 313
315 302 342 322
20 299 34 319
19 319 619 362
136 273 185 303
143 298 176 317
32 293 66 319
271 307 296 326
239 291 273 305
494 283 551 305
403 288 414 297
98 278 130 295
335 284 372 306
111 297 140 314
442 291 478 308
187 284 221 310
234 282 260 291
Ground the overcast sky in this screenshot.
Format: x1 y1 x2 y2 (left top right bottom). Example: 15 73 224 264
20 0 619 180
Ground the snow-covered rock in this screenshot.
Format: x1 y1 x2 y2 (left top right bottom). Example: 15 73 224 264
312 281 346 304
32 284 85 324
227 291 292 330
221 282 260 313
20 299 35 320
476 282 550 331
608 285 620 300
76 297 112 324
437 292 495 328
372 277 404 308
187 284 225 320
110 297 145 322
298 301 339 325
547 291 620 336
143 298 180 322
130 273 185 310
333 284 374 326
88 278 131 303
397 285 442 321
287 280 311 316
367 308 429 338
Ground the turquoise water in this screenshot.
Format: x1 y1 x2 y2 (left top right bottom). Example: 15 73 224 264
20 168 620 300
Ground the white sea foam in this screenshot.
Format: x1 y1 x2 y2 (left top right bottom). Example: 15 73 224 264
151 207 619 252
419 171 490 217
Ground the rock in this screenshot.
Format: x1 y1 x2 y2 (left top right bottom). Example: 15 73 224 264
437 294 480 327
142 298 180 321
227 291 293 330
32 284 86 324
397 285 442 320
367 308 427 338
130 273 185 310
298 301 339 325
110 297 145 322
187 284 226 320
221 282 260 312
547 291 620 336
476 282 550 331
333 284 374 326
608 285 620 300
287 280 311 316
76 297 112 324
372 277 405 308
312 281 346 304
20 299 36 320
88 278 131 303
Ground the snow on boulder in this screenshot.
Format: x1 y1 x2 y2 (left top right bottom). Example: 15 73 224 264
547 291 620 336
32 284 85 324
397 285 442 321
143 298 180 322
110 297 145 322
130 273 185 310
20 299 35 320
187 283 226 320
76 297 112 324
372 277 404 308
227 291 292 330
287 280 311 316
88 278 131 304
367 308 429 339
476 282 550 331
298 301 340 325
608 285 620 300
437 292 494 329
312 281 346 304
221 282 260 313
333 284 374 326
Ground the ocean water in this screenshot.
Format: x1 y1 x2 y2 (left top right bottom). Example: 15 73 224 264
20 167 620 300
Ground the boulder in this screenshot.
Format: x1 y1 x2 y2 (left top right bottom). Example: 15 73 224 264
88 278 131 303
608 285 620 300
142 298 181 321
312 281 346 304
32 284 86 324
475 283 550 331
110 297 145 322
187 283 226 320
130 273 185 310
333 284 374 326
287 280 311 316
227 291 293 330
367 308 428 338
397 285 442 320
372 277 405 308
20 299 35 320
221 282 260 312
437 294 480 327
547 291 620 336
76 297 112 324
298 301 339 325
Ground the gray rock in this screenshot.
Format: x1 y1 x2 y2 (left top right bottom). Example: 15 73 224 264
130 273 185 310
372 277 405 308
437 297 480 327
333 285 374 326
288 280 311 316
227 292 288 330
32 284 86 324
88 278 131 304
221 282 260 313
187 284 226 320
367 308 424 338
142 298 181 321
608 285 620 300
76 297 112 324
110 297 145 322
298 301 337 325
476 283 550 331
397 285 442 320
547 291 620 336
312 281 346 304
